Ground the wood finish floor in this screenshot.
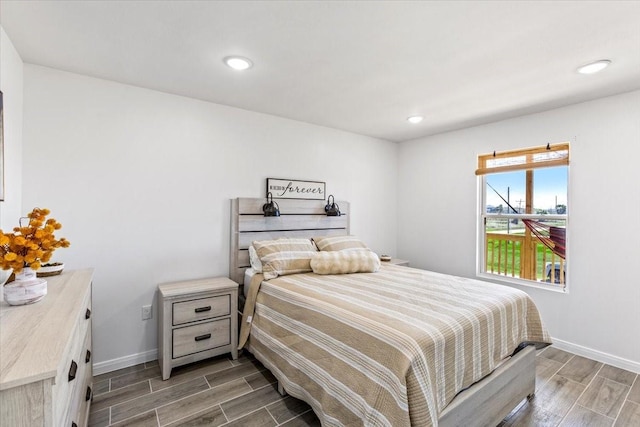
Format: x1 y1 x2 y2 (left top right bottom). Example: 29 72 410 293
89 347 640 427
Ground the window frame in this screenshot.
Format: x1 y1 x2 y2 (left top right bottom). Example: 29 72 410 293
476 143 570 292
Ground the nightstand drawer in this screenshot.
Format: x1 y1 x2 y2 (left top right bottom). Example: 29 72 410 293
172 318 231 359
172 295 230 325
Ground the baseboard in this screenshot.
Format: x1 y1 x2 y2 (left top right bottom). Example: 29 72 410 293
93 348 158 376
551 337 640 374
92 339 640 377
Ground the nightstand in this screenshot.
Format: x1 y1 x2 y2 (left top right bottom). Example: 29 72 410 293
385 258 409 267
158 276 238 380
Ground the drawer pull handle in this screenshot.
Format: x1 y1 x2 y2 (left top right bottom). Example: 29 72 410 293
68 360 78 382
72 423 78 427
86 385 92 401
85 308 91 319
86 349 91 363
195 306 212 313
194 333 211 342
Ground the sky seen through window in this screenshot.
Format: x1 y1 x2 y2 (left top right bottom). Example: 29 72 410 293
486 166 568 212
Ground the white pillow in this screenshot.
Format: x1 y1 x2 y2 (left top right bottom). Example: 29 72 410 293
248 245 263 273
311 250 380 275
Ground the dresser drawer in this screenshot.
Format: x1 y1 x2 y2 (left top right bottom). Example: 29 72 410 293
172 295 230 325
54 296 92 426
172 318 231 359
72 326 93 427
54 344 81 426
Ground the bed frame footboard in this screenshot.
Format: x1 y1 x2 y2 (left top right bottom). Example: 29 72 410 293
277 381 287 397
438 345 536 427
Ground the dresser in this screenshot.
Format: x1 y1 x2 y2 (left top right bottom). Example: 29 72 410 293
0 269 94 427
158 276 238 380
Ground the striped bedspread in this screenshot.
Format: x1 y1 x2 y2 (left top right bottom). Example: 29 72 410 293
239 264 551 426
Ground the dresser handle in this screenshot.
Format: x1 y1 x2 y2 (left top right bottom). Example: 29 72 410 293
195 306 212 313
194 333 211 342
68 360 78 381
85 308 91 319
85 349 91 363
72 422 78 427
86 385 92 401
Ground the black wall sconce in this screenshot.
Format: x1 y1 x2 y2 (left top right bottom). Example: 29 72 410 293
325 195 341 216
263 192 280 217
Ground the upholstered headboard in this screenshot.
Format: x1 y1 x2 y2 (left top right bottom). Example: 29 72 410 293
229 197 350 284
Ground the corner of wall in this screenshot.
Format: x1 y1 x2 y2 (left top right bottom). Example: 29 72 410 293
0 26 24 229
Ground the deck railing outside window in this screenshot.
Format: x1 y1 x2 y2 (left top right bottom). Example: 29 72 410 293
485 227 566 286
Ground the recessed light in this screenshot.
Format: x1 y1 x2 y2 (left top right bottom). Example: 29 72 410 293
407 115 424 124
577 60 611 74
224 56 253 71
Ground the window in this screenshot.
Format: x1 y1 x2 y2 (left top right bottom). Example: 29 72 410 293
477 143 569 290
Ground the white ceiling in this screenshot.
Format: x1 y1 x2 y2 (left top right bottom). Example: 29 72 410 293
2 1 639 142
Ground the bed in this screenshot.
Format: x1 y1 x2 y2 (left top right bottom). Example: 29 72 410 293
229 197 551 426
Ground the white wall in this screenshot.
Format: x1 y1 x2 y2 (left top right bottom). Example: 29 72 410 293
22 65 398 369
398 90 640 371
0 27 23 231
0 27 23 286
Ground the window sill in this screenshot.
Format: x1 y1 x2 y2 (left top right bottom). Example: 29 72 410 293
476 272 567 294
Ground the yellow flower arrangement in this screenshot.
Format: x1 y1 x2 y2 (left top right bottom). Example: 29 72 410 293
0 208 70 274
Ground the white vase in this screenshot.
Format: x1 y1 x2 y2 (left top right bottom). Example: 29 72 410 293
15 267 37 281
3 267 48 306
0 269 12 286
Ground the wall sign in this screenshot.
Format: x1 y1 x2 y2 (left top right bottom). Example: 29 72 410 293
267 178 326 200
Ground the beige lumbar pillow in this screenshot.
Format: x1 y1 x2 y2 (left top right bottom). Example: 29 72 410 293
310 250 380 275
